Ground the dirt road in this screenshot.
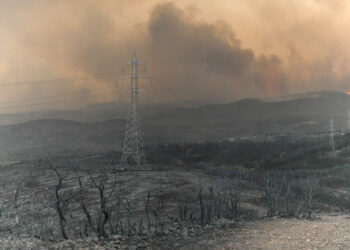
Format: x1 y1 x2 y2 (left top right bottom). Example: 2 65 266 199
190 214 350 250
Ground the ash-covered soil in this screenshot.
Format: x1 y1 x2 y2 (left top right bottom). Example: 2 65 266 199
0 157 259 249
1 214 350 249
0 151 348 249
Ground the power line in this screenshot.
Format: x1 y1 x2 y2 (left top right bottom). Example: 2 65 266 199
144 85 184 108
0 90 118 112
151 77 188 104
0 86 116 105
0 73 118 87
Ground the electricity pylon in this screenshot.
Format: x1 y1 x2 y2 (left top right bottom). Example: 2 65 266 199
347 108 350 131
329 119 335 158
118 51 151 166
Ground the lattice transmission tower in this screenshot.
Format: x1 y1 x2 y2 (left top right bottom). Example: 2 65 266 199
329 118 336 158
347 108 350 131
118 51 151 166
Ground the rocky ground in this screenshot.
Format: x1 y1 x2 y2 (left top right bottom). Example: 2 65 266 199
2 213 350 249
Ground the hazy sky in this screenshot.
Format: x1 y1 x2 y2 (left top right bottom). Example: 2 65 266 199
0 0 350 112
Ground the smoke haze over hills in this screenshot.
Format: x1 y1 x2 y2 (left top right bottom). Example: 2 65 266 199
1 1 350 113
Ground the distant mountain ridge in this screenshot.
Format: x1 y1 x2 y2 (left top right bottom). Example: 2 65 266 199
0 91 349 158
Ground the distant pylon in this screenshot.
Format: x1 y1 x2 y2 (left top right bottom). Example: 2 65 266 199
118 51 151 166
347 108 350 131
118 89 123 104
329 119 336 158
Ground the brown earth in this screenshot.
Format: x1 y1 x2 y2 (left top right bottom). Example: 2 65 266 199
186 214 350 250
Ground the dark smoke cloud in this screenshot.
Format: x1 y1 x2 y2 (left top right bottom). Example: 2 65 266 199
143 2 350 102
141 2 288 102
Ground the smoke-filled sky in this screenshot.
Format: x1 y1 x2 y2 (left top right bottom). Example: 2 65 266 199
0 0 350 112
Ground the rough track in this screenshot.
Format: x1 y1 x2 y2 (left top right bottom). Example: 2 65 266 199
213 214 350 250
